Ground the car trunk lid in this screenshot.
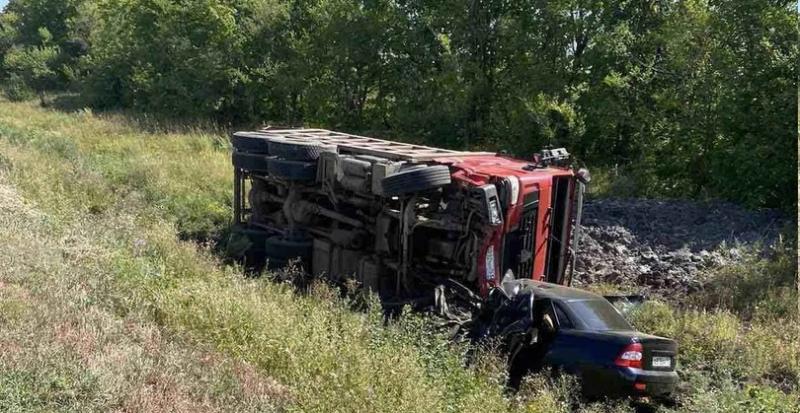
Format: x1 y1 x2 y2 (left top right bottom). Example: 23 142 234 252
601 331 677 371
638 335 677 371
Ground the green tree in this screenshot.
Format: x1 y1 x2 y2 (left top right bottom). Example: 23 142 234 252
1 0 90 92
0 0 795 210
86 0 246 116
0 11 19 76
3 41 60 102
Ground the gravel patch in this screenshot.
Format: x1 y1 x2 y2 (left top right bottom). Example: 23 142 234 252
573 198 786 294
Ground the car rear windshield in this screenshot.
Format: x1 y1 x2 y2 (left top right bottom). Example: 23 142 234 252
566 299 633 331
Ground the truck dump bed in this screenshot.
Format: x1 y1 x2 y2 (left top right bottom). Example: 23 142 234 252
241 128 495 161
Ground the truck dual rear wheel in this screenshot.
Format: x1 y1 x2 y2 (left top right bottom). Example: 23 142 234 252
268 139 335 161
231 133 271 154
264 235 312 269
232 133 336 160
381 165 452 196
267 158 317 181
232 151 272 173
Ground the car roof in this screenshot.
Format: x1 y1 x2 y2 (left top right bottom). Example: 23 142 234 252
522 280 604 302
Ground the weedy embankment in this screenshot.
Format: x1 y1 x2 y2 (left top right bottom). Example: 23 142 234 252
0 100 797 412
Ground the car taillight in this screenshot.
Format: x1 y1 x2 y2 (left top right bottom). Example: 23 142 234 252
614 343 643 369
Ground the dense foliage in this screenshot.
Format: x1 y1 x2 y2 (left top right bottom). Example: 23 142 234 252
0 0 797 210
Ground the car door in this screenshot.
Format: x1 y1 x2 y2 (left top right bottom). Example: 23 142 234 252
541 300 585 374
543 301 623 392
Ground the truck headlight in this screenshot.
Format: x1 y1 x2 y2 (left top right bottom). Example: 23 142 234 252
505 176 520 205
488 199 502 225
485 245 496 281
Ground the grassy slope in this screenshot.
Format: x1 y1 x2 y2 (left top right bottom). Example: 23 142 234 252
0 178 288 412
0 100 797 412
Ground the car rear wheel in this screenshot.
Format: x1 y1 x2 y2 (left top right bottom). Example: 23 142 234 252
381 165 451 196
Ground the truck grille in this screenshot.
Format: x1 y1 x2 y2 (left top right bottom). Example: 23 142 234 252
517 194 538 277
503 191 538 278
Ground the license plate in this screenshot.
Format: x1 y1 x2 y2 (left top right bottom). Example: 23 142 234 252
652 356 672 368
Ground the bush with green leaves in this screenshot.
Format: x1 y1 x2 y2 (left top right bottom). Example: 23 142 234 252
2 42 59 100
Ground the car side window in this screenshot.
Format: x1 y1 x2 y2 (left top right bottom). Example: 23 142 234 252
553 303 575 329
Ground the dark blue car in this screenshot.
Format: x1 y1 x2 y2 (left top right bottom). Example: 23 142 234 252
491 280 678 398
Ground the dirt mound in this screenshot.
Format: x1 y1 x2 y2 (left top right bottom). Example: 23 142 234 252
572 198 785 294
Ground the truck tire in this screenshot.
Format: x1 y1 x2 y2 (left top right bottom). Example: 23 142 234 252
231 132 271 154
267 158 317 181
264 236 312 268
268 139 335 161
381 165 451 196
233 151 272 173
227 226 269 256
226 225 270 268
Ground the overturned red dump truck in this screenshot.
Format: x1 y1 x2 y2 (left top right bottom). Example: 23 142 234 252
229 128 588 301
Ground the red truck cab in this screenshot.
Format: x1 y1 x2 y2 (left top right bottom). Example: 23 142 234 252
436 154 583 295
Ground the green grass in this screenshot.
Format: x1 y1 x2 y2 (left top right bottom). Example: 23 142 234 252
0 99 797 412
0 171 286 412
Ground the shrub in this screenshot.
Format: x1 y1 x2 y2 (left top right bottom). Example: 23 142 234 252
631 299 800 401
1 73 34 101
2 44 60 102
691 240 798 320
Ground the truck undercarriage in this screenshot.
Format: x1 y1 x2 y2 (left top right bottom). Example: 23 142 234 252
230 128 586 312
